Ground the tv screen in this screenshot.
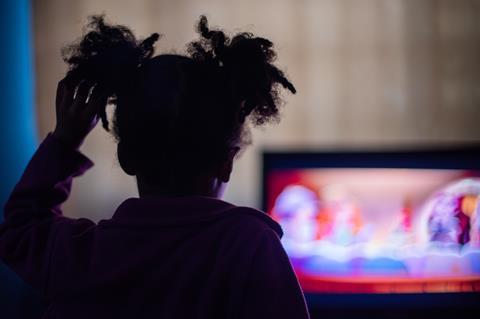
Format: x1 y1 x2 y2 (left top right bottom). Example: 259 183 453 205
263 148 480 294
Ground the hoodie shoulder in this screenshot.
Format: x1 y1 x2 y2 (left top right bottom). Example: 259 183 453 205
225 206 283 238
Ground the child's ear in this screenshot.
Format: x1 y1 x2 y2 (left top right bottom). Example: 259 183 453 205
218 147 240 183
117 142 136 176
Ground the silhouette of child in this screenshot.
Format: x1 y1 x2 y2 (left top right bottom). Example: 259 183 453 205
0 15 309 319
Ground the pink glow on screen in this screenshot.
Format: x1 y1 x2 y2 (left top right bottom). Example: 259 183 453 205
267 169 480 293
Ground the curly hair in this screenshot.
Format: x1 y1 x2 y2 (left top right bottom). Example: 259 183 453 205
188 15 296 125
62 15 160 130
62 15 296 191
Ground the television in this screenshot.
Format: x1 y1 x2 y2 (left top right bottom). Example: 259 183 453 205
262 145 480 318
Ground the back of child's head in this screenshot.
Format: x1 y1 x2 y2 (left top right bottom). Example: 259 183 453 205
62 15 296 194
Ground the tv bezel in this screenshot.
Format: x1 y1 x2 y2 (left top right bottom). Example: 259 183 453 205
261 145 480 315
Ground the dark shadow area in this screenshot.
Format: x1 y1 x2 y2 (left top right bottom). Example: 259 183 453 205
0 263 46 319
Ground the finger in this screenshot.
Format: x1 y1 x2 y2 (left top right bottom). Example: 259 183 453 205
56 81 65 110
56 78 75 112
85 85 109 117
87 83 106 104
73 79 95 106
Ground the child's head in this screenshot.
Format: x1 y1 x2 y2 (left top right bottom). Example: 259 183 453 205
62 15 295 197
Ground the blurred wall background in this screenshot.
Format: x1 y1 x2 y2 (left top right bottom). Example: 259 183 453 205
33 0 480 222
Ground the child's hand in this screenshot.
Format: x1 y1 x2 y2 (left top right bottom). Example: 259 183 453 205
53 78 108 149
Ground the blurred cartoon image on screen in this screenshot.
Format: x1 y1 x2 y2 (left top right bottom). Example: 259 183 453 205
267 169 480 293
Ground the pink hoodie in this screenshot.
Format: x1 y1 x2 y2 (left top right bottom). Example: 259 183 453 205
0 133 309 319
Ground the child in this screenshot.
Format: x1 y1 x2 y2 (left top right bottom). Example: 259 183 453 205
0 15 309 318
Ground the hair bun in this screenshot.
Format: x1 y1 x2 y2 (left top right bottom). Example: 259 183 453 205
62 15 160 130
188 15 296 125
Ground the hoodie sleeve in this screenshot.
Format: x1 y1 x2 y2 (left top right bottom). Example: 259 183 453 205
238 228 310 319
0 133 95 296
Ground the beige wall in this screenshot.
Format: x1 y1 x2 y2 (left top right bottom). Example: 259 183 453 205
33 0 480 222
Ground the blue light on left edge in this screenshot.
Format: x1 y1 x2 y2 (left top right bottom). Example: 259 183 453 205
0 0 38 217
0 1 44 318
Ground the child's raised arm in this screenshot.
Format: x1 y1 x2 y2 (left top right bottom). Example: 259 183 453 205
0 79 106 296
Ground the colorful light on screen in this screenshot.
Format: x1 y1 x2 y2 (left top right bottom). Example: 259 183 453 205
267 169 480 293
